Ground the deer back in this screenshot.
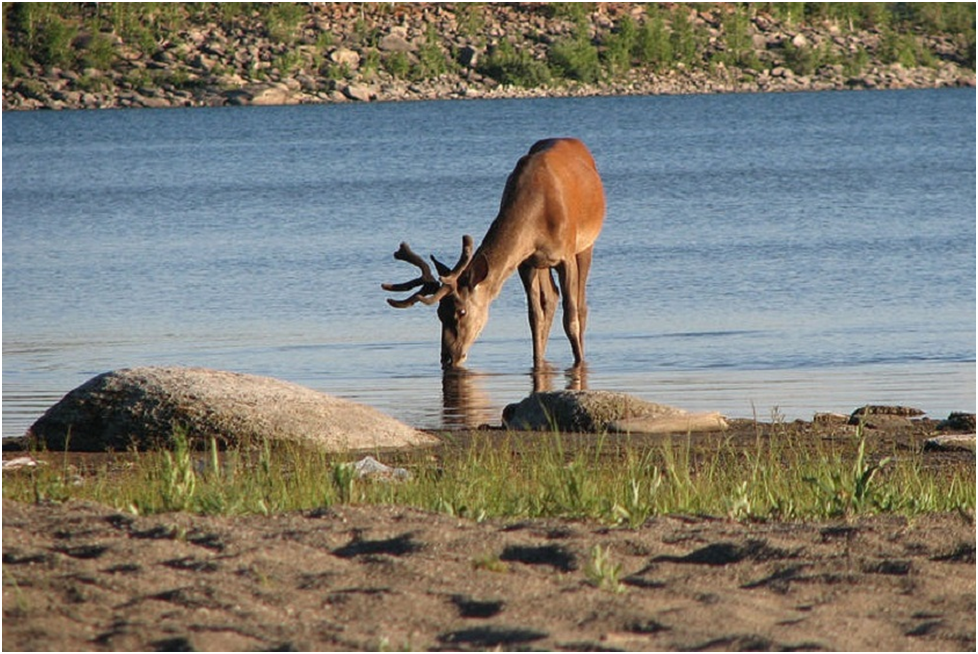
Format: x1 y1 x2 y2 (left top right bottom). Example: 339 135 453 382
478 138 605 274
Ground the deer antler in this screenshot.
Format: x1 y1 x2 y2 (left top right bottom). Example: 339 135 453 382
433 235 474 282
382 236 474 308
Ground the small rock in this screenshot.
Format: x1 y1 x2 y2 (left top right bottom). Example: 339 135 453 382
330 47 361 68
2 456 46 471
349 455 411 481
223 88 254 106
458 44 480 68
192 54 219 72
938 412 976 432
813 412 849 426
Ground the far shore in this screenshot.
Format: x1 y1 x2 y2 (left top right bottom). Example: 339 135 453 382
4 3 974 111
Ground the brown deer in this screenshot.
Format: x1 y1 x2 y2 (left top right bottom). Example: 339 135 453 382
382 138 605 369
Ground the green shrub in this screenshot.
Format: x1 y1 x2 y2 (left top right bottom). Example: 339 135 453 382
360 49 381 79
16 77 48 100
323 61 352 81
37 15 77 68
263 2 307 45
4 2 60 55
383 51 410 79
74 72 112 93
3 44 31 77
842 45 870 76
109 3 156 53
353 17 379 47
668 5 704 67
479 40 552 87
544 2 594 23
549 31 601 83
79 31 117 70
311 31 334 66
271 50 303 76
602 14 637 75
634 8 673 71
880 28 935 68
122 67 152 89
455 3 485 44
713 5 761 70
769 2 806 26
781 40 816 75
412 24 450 80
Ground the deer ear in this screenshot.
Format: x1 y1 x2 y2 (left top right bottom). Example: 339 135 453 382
464 253 489 289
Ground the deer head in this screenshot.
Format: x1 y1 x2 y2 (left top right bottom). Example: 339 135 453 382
382 235 490 368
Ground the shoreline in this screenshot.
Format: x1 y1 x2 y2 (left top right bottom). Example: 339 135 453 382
5 57 973 112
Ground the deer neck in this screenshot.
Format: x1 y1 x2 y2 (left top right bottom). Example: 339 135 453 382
470 216 536 300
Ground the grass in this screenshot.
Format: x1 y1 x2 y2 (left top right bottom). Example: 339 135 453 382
585 544 626 593
4 423 974 525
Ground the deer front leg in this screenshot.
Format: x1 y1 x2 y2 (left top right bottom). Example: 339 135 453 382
519 263 559 368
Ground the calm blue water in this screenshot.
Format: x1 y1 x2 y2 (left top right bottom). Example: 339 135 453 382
3 89 975 435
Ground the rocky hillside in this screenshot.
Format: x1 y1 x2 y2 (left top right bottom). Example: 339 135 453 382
3 2 975 110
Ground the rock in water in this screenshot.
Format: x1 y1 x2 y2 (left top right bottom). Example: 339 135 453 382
502 390 728 434
27 367 437 452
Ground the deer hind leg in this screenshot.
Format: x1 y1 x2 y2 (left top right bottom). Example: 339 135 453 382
575 246 594 342
520 263 559 369
557 257 584 366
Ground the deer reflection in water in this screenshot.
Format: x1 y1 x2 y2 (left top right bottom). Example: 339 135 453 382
441 365 589 429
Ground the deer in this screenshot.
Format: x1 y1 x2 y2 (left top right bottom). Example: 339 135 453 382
382 137 606 370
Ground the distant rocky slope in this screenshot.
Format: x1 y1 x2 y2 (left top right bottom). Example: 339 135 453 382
3 3 975 110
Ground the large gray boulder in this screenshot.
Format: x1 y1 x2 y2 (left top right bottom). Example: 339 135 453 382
27 367 437 452
502 390 728 434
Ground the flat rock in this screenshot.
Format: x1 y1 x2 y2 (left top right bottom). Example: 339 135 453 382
223 83 297 106
849 405 926 429
850 404 925 419
923 434 976 453
26 367 437 452
502 390 728 434
378 33 415 53
341 82 374 101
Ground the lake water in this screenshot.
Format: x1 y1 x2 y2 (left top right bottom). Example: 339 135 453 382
3 89 975 436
